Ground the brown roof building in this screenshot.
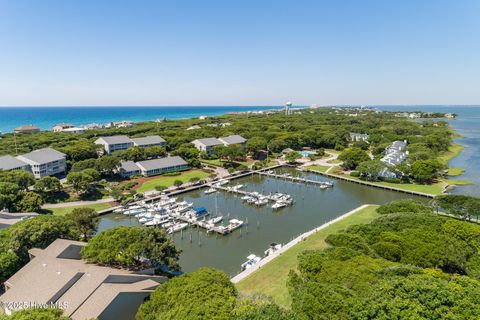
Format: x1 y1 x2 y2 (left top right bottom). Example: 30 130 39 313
0 239 167 320
14 125 40 133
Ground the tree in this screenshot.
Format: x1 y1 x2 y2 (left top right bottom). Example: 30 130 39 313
0 251 21 284
377 199 433 215
173 180 183 188
110 187 124 202
81 226 180 270
285 151 301 164
66 207 99 241
0 170 35 191
356 160 385 181
94 156 120 177
0 182 21 211
144 146 167 159
338 147 370 170
136 268 237 320
246 137 268 154
0 308 69 320
436 195 480 220
410 160 442 184
16 192 44 212
66 172 94 194
34 176 62 195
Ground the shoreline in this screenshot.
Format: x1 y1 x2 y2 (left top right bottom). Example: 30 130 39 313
231 204 371 283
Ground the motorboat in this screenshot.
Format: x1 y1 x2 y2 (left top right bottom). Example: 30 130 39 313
207 216 223 225
264 243 282 256
255 198 269 206
241 254 261 270
167 223 189 234
272 202 288 209
205 187 217 194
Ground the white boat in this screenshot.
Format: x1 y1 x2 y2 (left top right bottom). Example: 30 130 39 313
227 219 244 232
264 243 282 256
255 198 269 206
167 223 189 234
207 216 223 225
216 179 229 186
241 254 261 270
272 202 288 209
205 187 217 194
232 184 243 190
241 195 252 201
267 170 274 174
113 208 124 214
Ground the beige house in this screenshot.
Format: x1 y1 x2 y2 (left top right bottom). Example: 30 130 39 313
0 239 167 320
52 123 74 132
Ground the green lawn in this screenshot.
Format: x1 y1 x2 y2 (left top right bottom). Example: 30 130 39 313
307 165 330 172
48 202 112 216
136 170 210 193
439 143 464 165
236 205 380 309
447 167 465 176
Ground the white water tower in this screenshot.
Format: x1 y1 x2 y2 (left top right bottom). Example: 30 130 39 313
284 101 292 115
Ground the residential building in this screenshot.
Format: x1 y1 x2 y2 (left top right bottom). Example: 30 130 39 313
192 135 247 155
131 136 166 148
95 135 166 154
218 135 247 149
380 140 408 178
192 138 224 156
94 136 134 154
136 156 188 176
0 239 167 320
118 161 141 178
0 155 31 172
16 148 67 178
14 125 40 134
62 127 85 134
52 123 74 132
350 133 369 142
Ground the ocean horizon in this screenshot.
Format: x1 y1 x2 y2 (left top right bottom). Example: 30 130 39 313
1 105 480 134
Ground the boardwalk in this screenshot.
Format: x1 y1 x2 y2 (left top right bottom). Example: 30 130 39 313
231 204 371 283
307 169 436 198
258 171 333 187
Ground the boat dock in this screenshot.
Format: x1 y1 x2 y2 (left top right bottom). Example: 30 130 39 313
169 212 240 235
209 184 291 203
257 171 333 188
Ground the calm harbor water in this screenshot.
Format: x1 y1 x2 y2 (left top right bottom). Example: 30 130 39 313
98 167 424 276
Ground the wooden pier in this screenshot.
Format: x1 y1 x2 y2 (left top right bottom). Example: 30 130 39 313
210 184 290 203
257 171 333 187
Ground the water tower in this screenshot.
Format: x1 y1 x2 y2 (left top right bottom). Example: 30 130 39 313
284 101 292 115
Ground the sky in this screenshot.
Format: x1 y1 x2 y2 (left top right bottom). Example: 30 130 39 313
0 0 479 106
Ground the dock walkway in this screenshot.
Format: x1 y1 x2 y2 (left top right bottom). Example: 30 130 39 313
257 171 333 187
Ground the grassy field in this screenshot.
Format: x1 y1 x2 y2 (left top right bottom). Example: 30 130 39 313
447 167 465 176
236 205 380 308
307 165 330 172
136 170 210 193
48 202 112 216
439 143 464 165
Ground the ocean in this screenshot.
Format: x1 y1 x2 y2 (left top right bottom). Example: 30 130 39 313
0 106 277 133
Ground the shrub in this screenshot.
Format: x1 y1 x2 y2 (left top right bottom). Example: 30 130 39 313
350 171 360 177
382 177 401 183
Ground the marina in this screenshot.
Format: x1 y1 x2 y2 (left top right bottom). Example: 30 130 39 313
98 167 427 276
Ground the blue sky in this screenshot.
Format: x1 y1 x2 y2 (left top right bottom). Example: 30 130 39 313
0 0 479 106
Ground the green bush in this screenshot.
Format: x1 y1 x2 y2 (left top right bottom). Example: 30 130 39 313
163 171 181 176
350 171 360 177
382 177 401 183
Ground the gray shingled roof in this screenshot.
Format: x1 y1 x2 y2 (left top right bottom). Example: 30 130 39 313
131 135 166 146
95 135 132 144
194 138 223 147
136 156 188 171
17 148 66 164
0 156 28 171
120 160 140 172
219 135 246 145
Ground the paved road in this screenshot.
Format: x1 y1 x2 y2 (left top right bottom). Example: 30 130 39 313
42 197 114 209
299 151 343 169
231 204 370 283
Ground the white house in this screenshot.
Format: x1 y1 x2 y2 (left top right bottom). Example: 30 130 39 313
192 138 224 156
131 136 166 148
52 123 74 132
95 136 134 154
135 156 189 176
218 135 247 148
16 148 67 178
0 156 31 172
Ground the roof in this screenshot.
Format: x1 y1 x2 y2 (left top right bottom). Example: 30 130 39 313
193 137 223 147
136 156 188 171
131 135 166 146
95 135 132 145
120 160 140 172
0 239 166 319
219 135 247 145
53 123 73 128
0 155 28 171
62 127 85 132
17 148 66 165
14 125 39 131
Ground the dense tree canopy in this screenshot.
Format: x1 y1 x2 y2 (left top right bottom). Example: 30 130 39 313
339 147 370 170
0 308 69 320
81 226 181 271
